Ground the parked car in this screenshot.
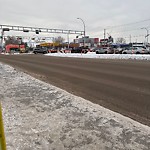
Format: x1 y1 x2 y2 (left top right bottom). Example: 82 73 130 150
33 48 48 54
122 47 149 54
71 47 88 53
115 47 124 54
95 47 108 54
107 47 124 54
107 47 115 54
48 48 57 53
89 47 99 52
61 48 72 53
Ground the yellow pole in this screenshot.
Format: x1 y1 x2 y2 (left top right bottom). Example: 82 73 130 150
0 102 6 150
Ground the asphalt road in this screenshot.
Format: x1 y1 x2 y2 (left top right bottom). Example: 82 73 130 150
0 54 150 126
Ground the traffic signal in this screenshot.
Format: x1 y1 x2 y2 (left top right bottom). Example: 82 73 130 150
23 29 29 32
35 29 41 34
35 30 39 34
2 28 10 31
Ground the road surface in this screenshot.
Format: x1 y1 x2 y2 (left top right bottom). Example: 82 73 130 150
0 54 150 126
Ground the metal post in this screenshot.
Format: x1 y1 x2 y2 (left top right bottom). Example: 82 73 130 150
141 27 149 44
77 18 85 47
1 28 10 52
18 38 22 53
67 34 69 49
104 29 106 47
52 37 55 48
0 30 4 50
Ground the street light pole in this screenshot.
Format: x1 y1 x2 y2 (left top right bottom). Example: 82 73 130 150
77 18 85 47
0 30 4 50
67 33 69 49
1 28 10 51
141 27 149 44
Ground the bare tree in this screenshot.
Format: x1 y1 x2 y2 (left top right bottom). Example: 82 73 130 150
4 36 23 45
116 37 126 44
53 36 65 44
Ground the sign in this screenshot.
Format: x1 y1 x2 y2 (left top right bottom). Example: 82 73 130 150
94 38 99 43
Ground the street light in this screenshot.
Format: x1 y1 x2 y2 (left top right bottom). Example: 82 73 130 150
141 27 149 44
77 18 85 47
35 29 41 34
2 28 10 31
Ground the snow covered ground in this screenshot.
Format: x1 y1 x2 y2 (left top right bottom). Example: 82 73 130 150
45 52 150 60
0 61 150 149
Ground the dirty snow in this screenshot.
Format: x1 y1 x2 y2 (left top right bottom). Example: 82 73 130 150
0 62 150 150
45 52 150 60
2 52 150 60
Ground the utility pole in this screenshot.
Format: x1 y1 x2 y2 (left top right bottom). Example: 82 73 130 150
104 29 106 47
0 30 4 49
77 18 86 47
67 34 69 49
0 28 10 51
141 27 149 44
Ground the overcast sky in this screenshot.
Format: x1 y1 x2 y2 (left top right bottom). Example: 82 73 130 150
1 0 150 43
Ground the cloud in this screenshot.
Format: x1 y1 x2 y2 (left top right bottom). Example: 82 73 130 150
1 0 150 42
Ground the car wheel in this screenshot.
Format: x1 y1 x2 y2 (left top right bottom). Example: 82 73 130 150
105 51 107 54
123 52 127 54
96 51 99 54
136 52 140 54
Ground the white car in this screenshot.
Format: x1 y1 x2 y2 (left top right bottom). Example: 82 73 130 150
122 47 149 54
95 47 108 54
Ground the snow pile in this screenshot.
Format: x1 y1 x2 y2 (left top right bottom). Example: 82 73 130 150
1 52 150 60
45 52 150 60
0 63 150 150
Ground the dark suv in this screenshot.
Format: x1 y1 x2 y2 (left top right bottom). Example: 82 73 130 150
71 47 88 53
33 48 48 54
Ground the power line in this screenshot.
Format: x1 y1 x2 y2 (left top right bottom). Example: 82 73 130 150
110 28 144 35
121 34 145 39
106 18 150 29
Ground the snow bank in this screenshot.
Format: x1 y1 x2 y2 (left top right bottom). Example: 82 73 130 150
45 52 150 60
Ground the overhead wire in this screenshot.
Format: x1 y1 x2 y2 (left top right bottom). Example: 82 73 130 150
106 18 150 29
96 18 150 42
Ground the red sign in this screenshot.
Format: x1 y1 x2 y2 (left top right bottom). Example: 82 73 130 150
94 38 99 43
